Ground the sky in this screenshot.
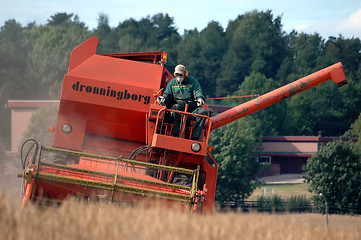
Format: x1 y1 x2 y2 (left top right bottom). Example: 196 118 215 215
1 0 361 39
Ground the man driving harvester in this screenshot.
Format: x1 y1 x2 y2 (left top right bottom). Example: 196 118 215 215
157 64 208 141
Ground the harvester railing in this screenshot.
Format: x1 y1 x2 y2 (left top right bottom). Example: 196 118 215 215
155 108 212 143
39 146 195 174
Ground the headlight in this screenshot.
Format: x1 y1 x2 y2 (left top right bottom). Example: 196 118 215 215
191 142 201 152
62 123 72 134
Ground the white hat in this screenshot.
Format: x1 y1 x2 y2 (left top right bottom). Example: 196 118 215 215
174 64 186 75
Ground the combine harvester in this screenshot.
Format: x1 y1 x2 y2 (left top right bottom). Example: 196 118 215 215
19 37 348 213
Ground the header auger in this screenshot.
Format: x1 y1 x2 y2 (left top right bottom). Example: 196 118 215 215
19 37 347 213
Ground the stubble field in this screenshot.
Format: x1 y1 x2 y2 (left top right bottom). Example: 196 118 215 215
1 192 360 240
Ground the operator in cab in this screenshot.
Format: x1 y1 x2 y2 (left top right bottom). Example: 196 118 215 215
157 64 208 141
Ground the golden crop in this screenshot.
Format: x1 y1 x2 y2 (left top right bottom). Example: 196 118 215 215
1 193 360 240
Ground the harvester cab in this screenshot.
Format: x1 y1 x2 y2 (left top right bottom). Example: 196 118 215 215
19 37 348 213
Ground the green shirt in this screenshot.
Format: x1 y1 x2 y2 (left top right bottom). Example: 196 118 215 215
164 76 205 107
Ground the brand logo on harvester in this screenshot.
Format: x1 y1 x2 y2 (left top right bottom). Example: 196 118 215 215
72 81 150 105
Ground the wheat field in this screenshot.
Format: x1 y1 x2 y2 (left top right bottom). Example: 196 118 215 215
1 192 360 240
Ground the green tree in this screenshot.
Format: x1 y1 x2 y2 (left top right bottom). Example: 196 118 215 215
47 13 77 26
276 33 361 137
344 113 361 151
279 32 361 136
344 113 361 138
210 118 262 206
150 13 181 69
304 140 361 214
215 49 246 96
283 73 359 137
293 33 324 74
176 29 203 82
21 105 59 148
226 72 286 136
317 36 361 135
282 92 314 135
114 13 180 56
278 33 321 135
151 13 178 42
320 36 361 77
277 32 325 86
27 15 91 98
216 10 286 96
0 19 29 99
17 105 58 169
0 19 32 152
93 13 116 53
198 21 227 97
311 81 356 136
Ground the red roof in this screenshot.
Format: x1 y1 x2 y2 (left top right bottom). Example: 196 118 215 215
7 100 60 109
263 136 357 143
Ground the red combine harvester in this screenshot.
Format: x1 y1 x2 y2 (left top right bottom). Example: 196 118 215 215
19 37 348 213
